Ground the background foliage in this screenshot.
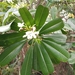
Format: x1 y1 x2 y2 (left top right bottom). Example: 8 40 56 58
0 0 75 75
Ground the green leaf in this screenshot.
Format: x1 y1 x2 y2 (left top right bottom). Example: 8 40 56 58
0 40 26 66
21 46 33 75
40 43 54 73
41 41 60 64
34 5 49 30
72 42 75 47
35 42 54 75
42 33 67 63
0 32 25 47
9 15 22 31
47 0 53 3
11 21 19 31
43 39 70 58
40 18 64 34
50 6 58 19
19 7 34 26
67 18 75 31
68 52 75 64
42 40 70 62
33 43 39 70
9 15 22 23
42 33 67 45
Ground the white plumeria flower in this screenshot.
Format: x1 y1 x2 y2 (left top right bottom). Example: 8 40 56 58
23 27 39 40
60 10 66 14
32 26 36 31
18 23 24 28
18 23 24 30
60 9 69 22
62 18 66 22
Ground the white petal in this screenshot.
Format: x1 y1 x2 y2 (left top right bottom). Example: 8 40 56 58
33 34 36 38
34 31 39 35
23 35 27 38
32 26 36 31
18 23 24 28
62 18 66 22
27 35 33 39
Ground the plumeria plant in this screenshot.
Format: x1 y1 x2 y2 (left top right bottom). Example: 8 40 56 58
0 5 70 75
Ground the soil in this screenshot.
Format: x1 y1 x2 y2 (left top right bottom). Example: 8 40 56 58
52 62 74 75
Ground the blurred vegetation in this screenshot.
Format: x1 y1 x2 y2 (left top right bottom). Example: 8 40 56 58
0 0 75 75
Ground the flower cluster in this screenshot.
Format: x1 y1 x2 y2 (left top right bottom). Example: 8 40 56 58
23 26 39 40
68 13 74 18
60 10 74 22
18 23 24 30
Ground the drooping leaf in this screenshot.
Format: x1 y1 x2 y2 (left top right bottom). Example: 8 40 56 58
40 18 64 34
0 32 25 47
34 5 49 30
43 39 70 58
19 7 34 26
21 46 33 75
42 40 70 62
40 42 54 73
0 40 26 66
41 41 60 64
35 42 54 75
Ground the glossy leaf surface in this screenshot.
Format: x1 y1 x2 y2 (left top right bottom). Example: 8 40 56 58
19 7 34 26
42 33 67 45
34 5 49 30
40 18 64 34
21 46 33 75
35 42 54 75
0 32 25 47
33 44 39 70
0 40 26 66
42 40 70 62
